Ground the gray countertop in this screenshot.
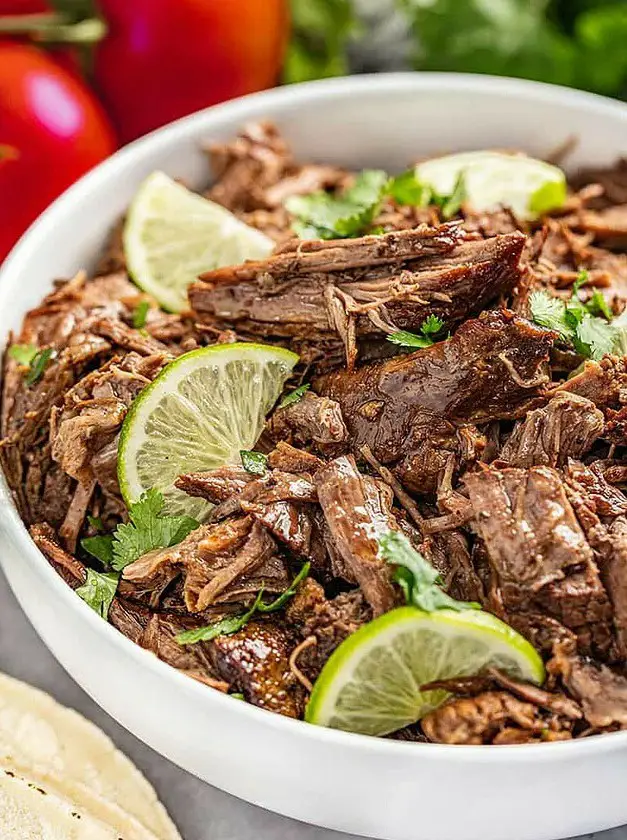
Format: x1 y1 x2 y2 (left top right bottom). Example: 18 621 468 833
0 567 622 840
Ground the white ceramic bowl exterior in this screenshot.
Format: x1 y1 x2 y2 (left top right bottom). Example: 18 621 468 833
1 74 627 840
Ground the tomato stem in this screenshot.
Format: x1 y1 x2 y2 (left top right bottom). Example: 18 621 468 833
0 12 106 44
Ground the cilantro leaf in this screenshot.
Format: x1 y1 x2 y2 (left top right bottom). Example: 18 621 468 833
240 450 268 476
132 300 150 329
111 489 199 571
437 171 467 220
387 330 433 349
285 170 389 240
81 535 115 567
279 383 310 408
420 314 445 336
574 314 617 361
387 170 432 207
176 562 310 646
87 515 105 532
24 348 55 386
8 344 37 366
283 0 357 84
76 569 119 619
378 531 480 613
387 314 446 349
587 289 612 321
529 290 573 339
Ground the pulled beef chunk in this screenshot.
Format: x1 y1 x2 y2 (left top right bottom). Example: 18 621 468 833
500 393 604 468
209 618 306 717
421 529 485 604
176 462 326 566
314 455 399 614
123 517 289 613
267 441 323 474
465 465 613 656
267 391 348 455
190 226 525 366
421 691 573 745
50 352 166 487
551 640 627 728
315 310 554 493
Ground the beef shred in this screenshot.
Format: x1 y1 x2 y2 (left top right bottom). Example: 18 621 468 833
5 122 627 741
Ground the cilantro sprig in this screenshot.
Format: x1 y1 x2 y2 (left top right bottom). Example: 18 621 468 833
176 561 311 645
278 383 311 409
76 569 119 619
80 489 199 573
387 314 445 349
285 168 466 240
240 450 268 476
378 531 479 613
529 271 623 362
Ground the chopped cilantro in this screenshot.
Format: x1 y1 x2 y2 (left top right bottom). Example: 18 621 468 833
87 515 105 532
437 171 467 220
240 450 268 476
530 287 620 362
176 561 310 645
80 535 115 567
111 489 199 571
587 289 612 320
285 169 388 239
378 531 479 613
76 569 119 619
387 315 446 349
24 348 55 386
8 344 37 366
132 300 150 329
387 169 431 207
278 383 310 408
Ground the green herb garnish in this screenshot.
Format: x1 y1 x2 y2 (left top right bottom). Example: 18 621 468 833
81 535 115 567
278 383 310 408
176 562 310 645
437 171 467 220
110 489 199 571
132 300 150 329
240 450 268 476
8 343 37 366
76 569 119 619
387 315 445 348
378 531 479 613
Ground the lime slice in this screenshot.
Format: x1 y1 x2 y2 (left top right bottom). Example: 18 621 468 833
124 172 274 312
306 606 545 737
416 151 567 220
118 343 299 519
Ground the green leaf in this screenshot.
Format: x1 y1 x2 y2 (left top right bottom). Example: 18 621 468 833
420 314 445 336
574 314 617 361
87 515 104 532
132 300 150 329
75 569 119 619
438 171 467 219
25 348 55 386
240 450 268 476
279 383 310 408
111 489 199 571
286 170 389 240
387 170 432 207
176 562 310 646
529 290 573 339
587 289 613 320
80 535 115 567
387 331 433 349
378 531 480 613
8 344 37 366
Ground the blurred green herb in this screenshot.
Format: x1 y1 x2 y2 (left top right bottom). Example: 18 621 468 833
284 0 358 83
279 383 311 408
240 450 268 476
387 315 445 348
76 569 119 619
132 300 150 329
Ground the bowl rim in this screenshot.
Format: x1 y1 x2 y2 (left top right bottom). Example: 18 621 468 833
2 71 627 762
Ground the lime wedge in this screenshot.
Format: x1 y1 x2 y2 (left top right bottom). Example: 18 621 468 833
123 172 274 312
416 151 567 220
118 343 298 519
306 606 545 737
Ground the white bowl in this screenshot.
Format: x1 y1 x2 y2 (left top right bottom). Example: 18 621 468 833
1 73 627 840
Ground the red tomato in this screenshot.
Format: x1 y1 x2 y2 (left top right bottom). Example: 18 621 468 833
93 0 289 143
0 41 116 262
0 1 49 11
